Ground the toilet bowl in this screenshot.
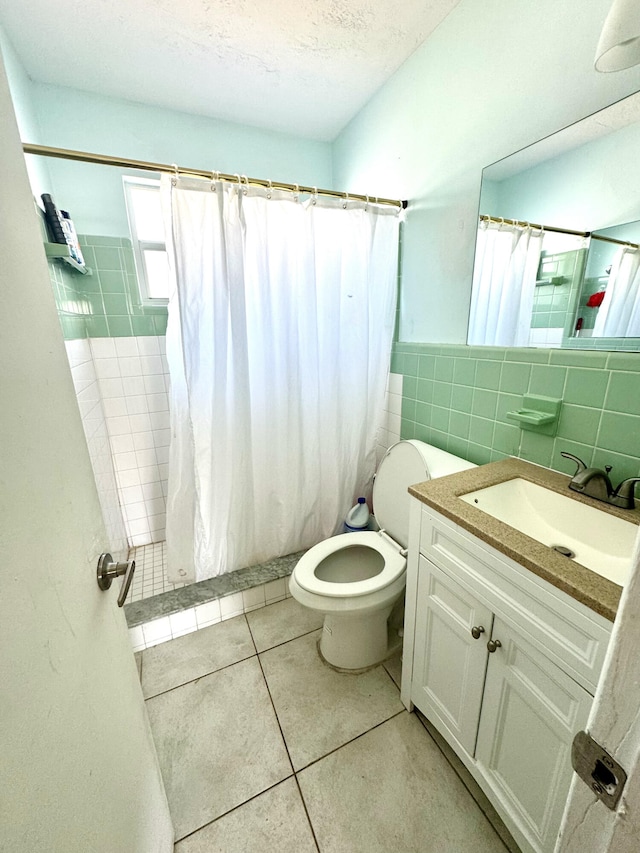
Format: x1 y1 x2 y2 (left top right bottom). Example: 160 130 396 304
289 440 476 670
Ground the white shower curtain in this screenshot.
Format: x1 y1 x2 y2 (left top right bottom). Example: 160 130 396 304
468 220 543 346
162 176 400 583
593 246 640 338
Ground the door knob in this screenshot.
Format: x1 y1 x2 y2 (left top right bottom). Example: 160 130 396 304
97 553 136 607
487 639 502 653
471 625 485 639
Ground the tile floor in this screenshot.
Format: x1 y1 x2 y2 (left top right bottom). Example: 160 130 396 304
138 597 513 852
129 541 186 602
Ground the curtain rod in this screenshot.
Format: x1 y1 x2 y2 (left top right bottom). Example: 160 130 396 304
480 214 639 249
23 143 407 210
479 214 588 237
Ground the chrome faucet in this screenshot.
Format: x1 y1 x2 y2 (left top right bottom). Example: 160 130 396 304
561 452 640 509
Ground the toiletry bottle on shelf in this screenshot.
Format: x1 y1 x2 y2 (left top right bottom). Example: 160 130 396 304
60 211 85 266
41 193 67 245
344 497 370 533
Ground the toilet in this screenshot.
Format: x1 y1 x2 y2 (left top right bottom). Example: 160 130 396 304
289 440 476 670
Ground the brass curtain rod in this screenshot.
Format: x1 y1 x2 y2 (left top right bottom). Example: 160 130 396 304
479 214 639 249
23 143 407 210
479 214 588 237
589 233 639 250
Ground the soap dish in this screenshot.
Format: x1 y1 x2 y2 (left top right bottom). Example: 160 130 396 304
506 394 562 436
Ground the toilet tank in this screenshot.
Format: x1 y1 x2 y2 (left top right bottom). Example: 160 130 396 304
372 440 476 549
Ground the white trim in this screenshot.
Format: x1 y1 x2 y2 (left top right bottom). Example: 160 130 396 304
123 176 169 304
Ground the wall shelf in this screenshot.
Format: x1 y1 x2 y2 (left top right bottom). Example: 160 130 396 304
506 394 562 436
44 241 92 275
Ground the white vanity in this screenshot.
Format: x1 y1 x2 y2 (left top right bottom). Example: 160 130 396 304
401 458 639 853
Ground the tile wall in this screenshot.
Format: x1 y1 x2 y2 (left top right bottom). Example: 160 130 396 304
64 339 128 559
91 335 171 546
49 235 168 341
392 343 640 480
377 372 403 464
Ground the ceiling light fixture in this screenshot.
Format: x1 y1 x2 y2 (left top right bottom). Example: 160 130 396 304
595 0 640 72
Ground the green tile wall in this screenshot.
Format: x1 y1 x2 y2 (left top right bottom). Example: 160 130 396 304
49 234 168 340
392 342 640 480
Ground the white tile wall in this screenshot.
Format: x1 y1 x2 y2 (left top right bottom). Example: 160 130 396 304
65 339 128 559
91 336 170 547
376 372 403 465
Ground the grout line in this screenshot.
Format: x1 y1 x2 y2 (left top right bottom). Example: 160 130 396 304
292 773 321 853
254 624 323 656
142 648 258 701
293 707 406 775
252 636 321 851
413 710 515 853
172 774 297 845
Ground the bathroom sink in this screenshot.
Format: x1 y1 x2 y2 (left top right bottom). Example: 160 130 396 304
459 477 638 586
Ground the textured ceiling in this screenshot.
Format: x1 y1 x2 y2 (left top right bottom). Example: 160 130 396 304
0 0 461 141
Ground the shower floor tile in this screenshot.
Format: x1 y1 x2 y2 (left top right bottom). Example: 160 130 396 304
128 540 185 602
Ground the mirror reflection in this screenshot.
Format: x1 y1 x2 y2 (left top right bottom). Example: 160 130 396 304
468 92 640 351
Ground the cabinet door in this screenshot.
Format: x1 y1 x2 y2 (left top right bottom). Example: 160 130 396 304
475 617 592 853
412 557 493 755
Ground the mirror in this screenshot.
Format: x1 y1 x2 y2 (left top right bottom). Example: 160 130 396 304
469 91 640 351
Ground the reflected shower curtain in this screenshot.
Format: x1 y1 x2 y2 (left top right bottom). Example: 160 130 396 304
162 176 400 583
468 220 543 346
593 246 640 337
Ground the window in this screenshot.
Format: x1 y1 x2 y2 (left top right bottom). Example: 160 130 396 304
123 177 170 302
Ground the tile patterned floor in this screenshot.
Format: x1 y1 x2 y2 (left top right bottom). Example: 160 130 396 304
128 541 186 602
138 597 513 852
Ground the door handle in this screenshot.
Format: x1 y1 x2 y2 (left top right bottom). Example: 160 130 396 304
487 639 502 653
97 553 136 607
471 625 485 639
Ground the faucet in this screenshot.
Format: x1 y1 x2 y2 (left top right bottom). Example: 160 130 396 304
560 452 640 509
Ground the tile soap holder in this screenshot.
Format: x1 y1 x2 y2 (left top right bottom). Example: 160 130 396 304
507 395 562 436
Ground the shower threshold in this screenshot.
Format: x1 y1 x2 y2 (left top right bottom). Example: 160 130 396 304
125 544 305 649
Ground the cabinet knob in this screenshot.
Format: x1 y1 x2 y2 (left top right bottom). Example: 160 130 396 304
487 639 502 653
471 626 485 639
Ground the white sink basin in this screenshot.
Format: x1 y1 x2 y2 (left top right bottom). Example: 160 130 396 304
459 477 638 587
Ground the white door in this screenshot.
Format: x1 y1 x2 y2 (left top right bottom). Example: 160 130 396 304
475 618 592 853
411 557 493 755
0 55 173 852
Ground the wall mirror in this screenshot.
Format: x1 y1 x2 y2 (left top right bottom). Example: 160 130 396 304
468 91 640 352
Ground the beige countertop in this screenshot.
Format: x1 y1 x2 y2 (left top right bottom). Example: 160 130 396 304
409 457 640 622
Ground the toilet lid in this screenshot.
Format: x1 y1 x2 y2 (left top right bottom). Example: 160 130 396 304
372 441 430 549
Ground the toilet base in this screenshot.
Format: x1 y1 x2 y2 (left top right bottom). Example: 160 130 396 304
319 604 396 670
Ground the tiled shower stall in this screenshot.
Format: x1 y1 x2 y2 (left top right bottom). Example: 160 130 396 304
52 233 404 601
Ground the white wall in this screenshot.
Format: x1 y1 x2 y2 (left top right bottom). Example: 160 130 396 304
0 24 50 198
333 0 640 344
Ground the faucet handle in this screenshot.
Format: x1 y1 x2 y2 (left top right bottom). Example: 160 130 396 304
561 452 587 475
611 477 640 509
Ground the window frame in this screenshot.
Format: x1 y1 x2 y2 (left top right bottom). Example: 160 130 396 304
123 176 170 305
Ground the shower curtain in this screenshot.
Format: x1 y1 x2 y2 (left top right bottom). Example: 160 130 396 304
468 220 543 347
592 246 640 338
162 176 400 583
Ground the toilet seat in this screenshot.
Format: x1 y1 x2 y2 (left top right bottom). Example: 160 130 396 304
294 530 406 598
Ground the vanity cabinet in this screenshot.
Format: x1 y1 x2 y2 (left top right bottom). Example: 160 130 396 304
403 501 613 853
